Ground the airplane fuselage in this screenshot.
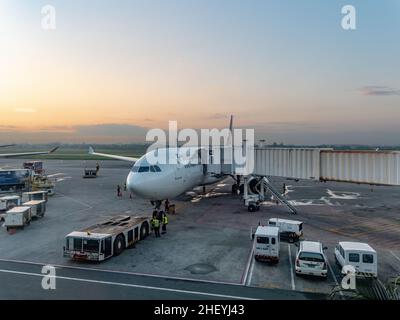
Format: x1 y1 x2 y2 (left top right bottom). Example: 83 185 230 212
126 148 222 200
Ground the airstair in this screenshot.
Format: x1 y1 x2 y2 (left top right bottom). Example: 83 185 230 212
259 177 297 214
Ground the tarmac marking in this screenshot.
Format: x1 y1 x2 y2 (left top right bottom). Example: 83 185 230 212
390 251 400 263
55 191 93 209
242 241 255 285
245 254 255 286
326 260 343 298
287 244 296 291
0 258 241 286
0 268 258 300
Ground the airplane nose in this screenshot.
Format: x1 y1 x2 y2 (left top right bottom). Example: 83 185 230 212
126 172 140 193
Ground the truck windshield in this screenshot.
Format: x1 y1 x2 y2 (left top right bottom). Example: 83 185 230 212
299 252 324 262
83 239 100 253
257 237 268 244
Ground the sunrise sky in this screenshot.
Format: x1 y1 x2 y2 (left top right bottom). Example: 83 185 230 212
0 0 399 144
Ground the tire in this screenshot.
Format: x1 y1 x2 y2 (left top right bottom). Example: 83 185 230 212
335 255 341 267
248 204 256 212
231 184 238 194
140 222 149 240
113 234 125 256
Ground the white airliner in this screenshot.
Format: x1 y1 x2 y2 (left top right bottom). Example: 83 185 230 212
0 146 59 158
89 118 235 204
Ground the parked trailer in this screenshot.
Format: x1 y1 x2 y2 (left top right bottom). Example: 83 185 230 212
4 206 32 231
23 161 44 174
0 169 32 193
267 218 303 243
63 215 150 262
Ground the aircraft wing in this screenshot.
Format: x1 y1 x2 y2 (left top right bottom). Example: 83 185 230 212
88 147 139 162
0 147 59 158
0 144 16 148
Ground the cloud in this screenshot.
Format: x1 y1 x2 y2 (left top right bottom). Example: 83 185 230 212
0 123 150 143
14 108 37 113
360 86 400 96
74 124 148 137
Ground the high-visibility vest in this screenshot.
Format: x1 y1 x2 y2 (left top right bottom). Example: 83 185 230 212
153 219 160 228
163 215 168 224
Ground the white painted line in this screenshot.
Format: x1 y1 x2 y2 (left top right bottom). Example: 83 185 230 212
390 251 400 263
287 244 296 291
0 257 241 286
242 241 255 285
326 260 343 298
246 256 255 286
0 268 258 300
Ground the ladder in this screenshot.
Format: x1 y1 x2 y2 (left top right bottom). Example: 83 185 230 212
259 177 298 214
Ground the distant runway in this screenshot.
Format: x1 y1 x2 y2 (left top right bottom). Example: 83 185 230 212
0 260 323 300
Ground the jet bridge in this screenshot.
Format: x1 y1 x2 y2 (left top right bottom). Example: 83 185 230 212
252 148 400 186
210 147 400 213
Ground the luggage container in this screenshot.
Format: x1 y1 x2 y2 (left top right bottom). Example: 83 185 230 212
23 190 48 203
4 206 32 231
23 200 46 218
83 169 98 178
0 195 21 212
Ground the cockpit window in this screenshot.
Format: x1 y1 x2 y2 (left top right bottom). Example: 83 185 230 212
132 165 161 173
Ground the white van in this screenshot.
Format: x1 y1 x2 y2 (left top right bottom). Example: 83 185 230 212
334 242 377 278
253 226 280 262
295 241 328 278
268 218 303 242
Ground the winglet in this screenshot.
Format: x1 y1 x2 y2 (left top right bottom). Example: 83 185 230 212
88 146 95 155
49 146 59 153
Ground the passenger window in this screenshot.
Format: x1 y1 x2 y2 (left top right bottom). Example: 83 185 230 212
271 237 276 245
348 253 360 263
363 254 374 264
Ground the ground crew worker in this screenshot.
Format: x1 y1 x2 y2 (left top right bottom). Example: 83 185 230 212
162 212 168 234
164 199 170 213
96 162 100 173
117 185 122 197
153 217 161 238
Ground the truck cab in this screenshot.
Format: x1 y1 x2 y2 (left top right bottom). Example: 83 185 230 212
64 232 113 261
253 226 280 262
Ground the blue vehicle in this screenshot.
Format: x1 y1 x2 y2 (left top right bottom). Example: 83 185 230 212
0 169 32 192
